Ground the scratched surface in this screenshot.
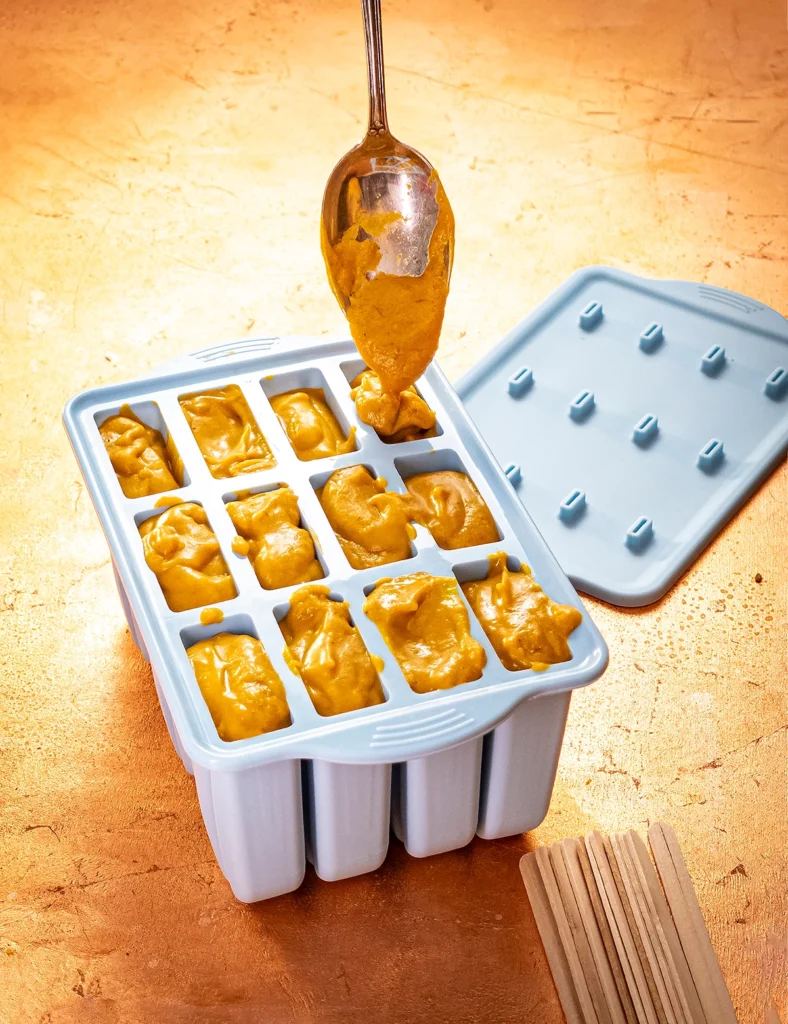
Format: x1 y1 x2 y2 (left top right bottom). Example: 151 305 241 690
0 0 786 1021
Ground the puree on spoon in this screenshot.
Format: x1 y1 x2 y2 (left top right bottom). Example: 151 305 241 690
461 552 581 671
322 174 453 396
363 572 486 693
187 632 290 741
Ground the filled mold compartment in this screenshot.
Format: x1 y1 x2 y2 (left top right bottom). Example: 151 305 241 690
394 448 502 551
453 553 583 673
179 383 277 479
261 367 358 462
64 335 608 902
95 400 190 498
222 482 328 590
340 357 442 445
309 461 418 570
134 502 239 612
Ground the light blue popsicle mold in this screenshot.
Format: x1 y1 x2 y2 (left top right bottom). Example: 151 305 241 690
456 267 788 607
63 335 608 900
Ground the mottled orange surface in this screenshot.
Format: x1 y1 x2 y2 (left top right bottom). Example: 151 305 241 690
0 0 785 1022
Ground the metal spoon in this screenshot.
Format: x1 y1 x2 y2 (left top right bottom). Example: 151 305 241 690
320 0 454 387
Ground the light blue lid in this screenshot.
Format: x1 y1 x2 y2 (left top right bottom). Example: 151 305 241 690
456 267 788 607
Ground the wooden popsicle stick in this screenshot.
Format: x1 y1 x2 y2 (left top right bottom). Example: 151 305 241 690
621 832 694 1024
576 839 640 1024
550 843 613 1024
561 839 629 1024
611 832 681 1024
520 853 585 1024
625 831 707 1024
765 999 782 1024
586 833 659 1024
603 833 669 1024
648 824 739 1024
536 845 601 1024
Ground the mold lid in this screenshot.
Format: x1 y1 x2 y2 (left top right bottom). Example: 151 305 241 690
456 266 788 607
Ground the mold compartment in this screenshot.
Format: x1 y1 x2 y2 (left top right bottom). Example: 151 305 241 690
135 501 238 611
393 449 502 551
261 368 357 461
222 483 328 590
178 385 276 479
453 553 580 674
339 358 442 444
274 589 390 717
179 613 294 740
362 572 488 698
94 400 189 497
309 462 416 570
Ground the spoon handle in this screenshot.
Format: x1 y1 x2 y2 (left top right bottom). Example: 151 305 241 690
361 0 389 136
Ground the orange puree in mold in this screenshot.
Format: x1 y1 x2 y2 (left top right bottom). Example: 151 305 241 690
231 535 251 556
363 573 485 693
200 607 224 626
350 370 436 443
139 502 236 612
280 585 385 717
187 632 290 741
225 487 323 591
99 405 183 498
404 470 498 550
461 552 582 672
321 173 454 395
269 388 356 461
317 465 414 570
179 385 275 478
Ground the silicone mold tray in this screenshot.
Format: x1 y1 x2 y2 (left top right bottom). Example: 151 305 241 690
457 267 788 607
64 337 607 901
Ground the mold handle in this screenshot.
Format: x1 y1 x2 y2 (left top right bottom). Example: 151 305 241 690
304 685 548 765
142 334 347 378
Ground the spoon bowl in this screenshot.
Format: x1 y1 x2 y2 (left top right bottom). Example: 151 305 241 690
320 0 454 391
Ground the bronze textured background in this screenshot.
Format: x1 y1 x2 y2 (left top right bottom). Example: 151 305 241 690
0 0 785 1021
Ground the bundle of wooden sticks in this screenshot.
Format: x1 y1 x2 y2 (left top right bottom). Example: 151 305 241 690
520 823 741 1024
